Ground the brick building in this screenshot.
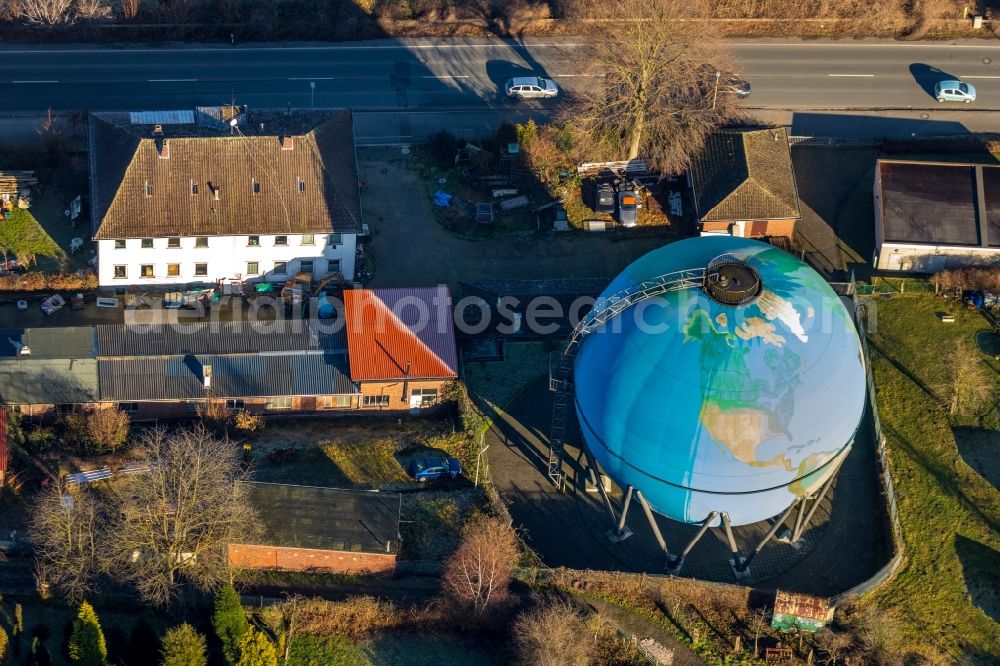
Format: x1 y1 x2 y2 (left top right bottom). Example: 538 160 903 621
689 128 801 239
1 286 459 420
344 287 459 411
228 482 400 575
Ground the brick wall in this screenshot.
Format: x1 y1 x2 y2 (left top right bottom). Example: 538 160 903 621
228 543 396 575
357 379 449 411
699 218 796 239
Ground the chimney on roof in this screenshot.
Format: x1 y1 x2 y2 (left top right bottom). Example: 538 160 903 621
156 137 169 160
280 136 294 151
203 364 212 389
153 124 163 135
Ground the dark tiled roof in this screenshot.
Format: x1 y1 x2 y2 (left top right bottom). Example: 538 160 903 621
240 482 400 554
96 321 346 357
89 108 361 239
344 287 459 382
98 351 354 401
690 128 800 223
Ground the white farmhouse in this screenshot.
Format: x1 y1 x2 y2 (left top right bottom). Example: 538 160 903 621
88 107 362 288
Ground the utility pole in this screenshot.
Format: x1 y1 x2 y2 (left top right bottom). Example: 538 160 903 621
712 70 721 110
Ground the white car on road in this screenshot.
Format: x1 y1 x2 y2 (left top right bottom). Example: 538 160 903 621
505 77 559 99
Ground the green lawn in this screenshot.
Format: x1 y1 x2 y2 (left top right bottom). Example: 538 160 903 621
866 293 1000 662
464 341 552 427
0 208 63 265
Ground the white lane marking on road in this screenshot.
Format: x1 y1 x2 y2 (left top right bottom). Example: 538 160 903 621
960 75 1000 79
417 75 470 79
148 78 197 82
828 73 875 77
553 74 602 78
0 42 586 55
288 77 334 80
12 80 58 83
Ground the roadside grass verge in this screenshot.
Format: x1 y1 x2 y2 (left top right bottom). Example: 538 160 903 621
0 208 63 265
866 293 1000 661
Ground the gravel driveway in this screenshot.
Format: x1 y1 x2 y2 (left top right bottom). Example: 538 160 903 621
359 148 668 288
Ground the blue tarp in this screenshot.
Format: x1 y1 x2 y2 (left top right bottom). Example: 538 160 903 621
433 191 453 207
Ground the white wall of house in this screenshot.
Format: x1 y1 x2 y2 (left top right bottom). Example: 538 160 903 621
875 242 1000 272
97 232 356 287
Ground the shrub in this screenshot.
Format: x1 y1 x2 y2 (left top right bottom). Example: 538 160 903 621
68 601 106 666
212 583 249 665
427 130 462 168
235 628 277 666
160 624 207 666
231 409 264 434
24 426 56 455
84 406 129 454
293 596 399 639
513 599 592 666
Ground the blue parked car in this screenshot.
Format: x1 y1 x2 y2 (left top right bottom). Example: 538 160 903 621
408 456 462 482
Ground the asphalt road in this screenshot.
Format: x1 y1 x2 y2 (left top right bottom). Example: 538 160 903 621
3 37 1000 137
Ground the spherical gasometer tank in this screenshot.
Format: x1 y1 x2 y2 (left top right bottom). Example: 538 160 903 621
573 237 866 527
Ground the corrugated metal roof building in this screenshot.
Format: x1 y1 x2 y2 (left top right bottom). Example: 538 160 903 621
0 327 100 406
344 287 459 381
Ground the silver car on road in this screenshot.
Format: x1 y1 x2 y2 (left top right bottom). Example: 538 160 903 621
935 80 976 103
505 76 559 99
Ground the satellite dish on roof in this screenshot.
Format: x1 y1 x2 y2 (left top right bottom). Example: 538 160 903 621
230 117 238 127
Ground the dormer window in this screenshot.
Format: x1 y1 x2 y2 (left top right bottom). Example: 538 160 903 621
209 182 220 200
145 181 153 197
252 179 261 195
191 182 199 196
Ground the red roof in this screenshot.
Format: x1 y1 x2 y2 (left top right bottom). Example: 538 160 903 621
0 409 8 476
344 287 459 382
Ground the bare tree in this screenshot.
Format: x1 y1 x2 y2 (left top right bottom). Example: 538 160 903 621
815 629 853 665
559 0 741 174
75 0 111 19
513 598 593 666
10 0 75 23
118 0 138 19
106 427 261 607
441 515 519 615
940 339 995 418
28 480 103 601
746 607 771 658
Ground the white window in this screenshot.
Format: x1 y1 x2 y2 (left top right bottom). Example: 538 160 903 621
299 260 313 274
114 240 126 249
119 402 139 413
167 237 181 248
246 261 259 275
301 234 315 245
273 261 288 275
194 263 208 277
266 396 292 410
274 235 288 246
363 395 390 407
226 399 245 409
140 265 154 278
113 265 127 279
410 388 439 406
322 395 353 409
328 233 342 246
195 237 208 248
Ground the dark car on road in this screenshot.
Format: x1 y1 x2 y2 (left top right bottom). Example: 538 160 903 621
595 182 615 214
408 456 462 482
